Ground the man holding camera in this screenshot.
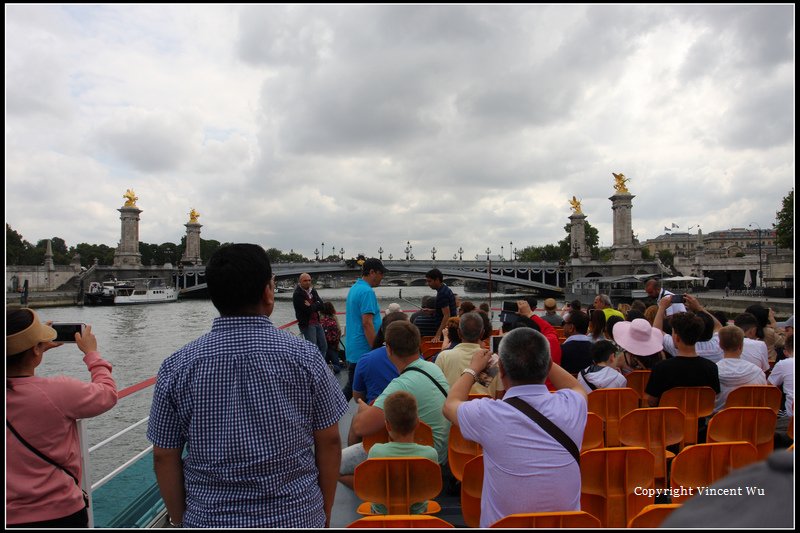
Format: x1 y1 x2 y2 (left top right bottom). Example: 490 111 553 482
645 278 686 316
443 327 587 527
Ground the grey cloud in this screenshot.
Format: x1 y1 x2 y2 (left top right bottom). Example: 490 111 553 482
721 81 793 150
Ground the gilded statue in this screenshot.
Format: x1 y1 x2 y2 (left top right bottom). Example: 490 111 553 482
569 196 583 214
123 188 138 207
189 208 200 223
612 172 630 193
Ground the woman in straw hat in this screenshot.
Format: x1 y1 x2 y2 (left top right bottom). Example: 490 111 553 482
6 308 117 527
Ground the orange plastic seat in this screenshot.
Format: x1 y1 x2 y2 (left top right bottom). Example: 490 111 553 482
421 336 436 343
353 457 442 515
460 454 483 528
580 447 655 528
669 442 758 503
581 412 605 453
625 370 652 408
659 386 716 448
627 504 682 528
448 424 482 482
362 421 434 453
618 408 684 488
706 407 777 460
586 387 639 446
724 385 783 414
347 515 454 528
422 346 441 361
490 511 601 528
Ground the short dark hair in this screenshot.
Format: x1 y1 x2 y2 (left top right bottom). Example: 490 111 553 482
605 315 624 341
697 312 715 342
385 321 421 358
372 311 409 349
734 312 759 333
498 327 550 384
670 312 705 346
206 244 271 316
569 310 590 335
592 339 618 364
425 268 443 282
384 391 418 435
570 299 582 311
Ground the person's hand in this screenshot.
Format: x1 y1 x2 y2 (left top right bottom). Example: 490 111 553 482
683 294 701 312
75 324 98 354
469 348 493 374
432 332 442 343
517 300 533 317
658 295 672 309
41 321 64 352
768 307 776 324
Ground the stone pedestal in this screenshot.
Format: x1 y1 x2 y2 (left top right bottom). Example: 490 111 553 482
113 206 143 267
181 222 203 265
569 212 592 260
610 193 641 261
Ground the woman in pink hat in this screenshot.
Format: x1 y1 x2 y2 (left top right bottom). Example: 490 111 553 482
612 318 665 375
6 308 117 527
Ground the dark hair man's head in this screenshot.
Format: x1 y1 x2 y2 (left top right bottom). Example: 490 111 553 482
567 310 590 335
605 315 624 341
498 327 551 385
734 312 759 338
384 391 419 436
458 312 484 343
206 244 272 316
385 321 421 358
697 312 715 342
670 312 705 346
570 299 582 311
425 268 444 282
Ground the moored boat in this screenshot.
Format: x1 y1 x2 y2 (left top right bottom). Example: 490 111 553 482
113 278 177 305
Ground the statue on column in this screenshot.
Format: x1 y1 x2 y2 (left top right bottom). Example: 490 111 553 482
612 172 630 193
123 188 138 207
569 196 583 214
189 208 200 223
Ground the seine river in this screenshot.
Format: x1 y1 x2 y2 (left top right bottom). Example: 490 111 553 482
34 285 549 483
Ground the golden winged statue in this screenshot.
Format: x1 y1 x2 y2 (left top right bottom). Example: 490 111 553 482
569 195 583 214
123 188 138 207
189 208 200 223
612 172 630 193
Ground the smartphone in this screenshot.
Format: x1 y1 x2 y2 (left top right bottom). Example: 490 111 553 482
502 301 518 312
491 335 502 354
671 294 684 304
52 323 86 343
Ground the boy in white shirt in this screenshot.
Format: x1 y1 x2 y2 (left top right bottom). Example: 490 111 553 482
714 326 766 413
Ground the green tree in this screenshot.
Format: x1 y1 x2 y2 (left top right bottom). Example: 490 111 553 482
557 221 600 259
640 247 652 260
6 224 32 265
774 189 793 250
657 249 675 268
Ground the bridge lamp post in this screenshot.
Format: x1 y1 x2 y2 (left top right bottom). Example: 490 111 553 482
510 241 513 261
458 247 463 261
321 242 325 261
340 247 344 260
453 253 457 260
431 247 437 261
314 248 319 261
388 253 393 260
405 241 412 261
378 247 383 260
513 248 518 262
485 248 491 261
410 253 415 260
749 223 763 288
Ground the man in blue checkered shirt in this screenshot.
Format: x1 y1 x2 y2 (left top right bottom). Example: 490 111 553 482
147 244 348 528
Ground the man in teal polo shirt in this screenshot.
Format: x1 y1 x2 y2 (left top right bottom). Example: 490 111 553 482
343 258 386 401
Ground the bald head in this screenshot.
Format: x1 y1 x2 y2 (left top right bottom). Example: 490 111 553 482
299 273 312 290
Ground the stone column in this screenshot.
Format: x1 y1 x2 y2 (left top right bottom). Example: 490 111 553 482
181 222 203 265
569 212 592 260
113 206 143 267
610 193 641 261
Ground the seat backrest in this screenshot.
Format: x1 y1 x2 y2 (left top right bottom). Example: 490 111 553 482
353 457 442 515
448 424 482 481
586 388 640 446
490 511 601 528
422 346 441 360
362 421 434 453
460 454 484 528
659 386 716 447
347 515 454 528
669 442 758 503
580 447 655 528
618 408 684 482
627 504 682 528
625 370 652 407
725 385 783 414
707 407 777 460
582 412 605 452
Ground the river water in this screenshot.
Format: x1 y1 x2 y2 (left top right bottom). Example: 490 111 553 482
33 285 551 484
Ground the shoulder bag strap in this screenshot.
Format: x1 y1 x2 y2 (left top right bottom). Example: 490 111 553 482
504 396 581 464
580 367 598 391
6 419 81 487
401 366 448 398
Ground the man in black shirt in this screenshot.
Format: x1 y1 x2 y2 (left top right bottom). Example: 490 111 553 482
425 268 457 342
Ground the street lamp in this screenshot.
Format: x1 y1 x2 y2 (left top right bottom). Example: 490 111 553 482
405 241 412 261
314 248 319 261
388 253 393 261
340 247 344 260
510 241 513 261
378 247 383 260
749 223 763 288
501 245 504 261
321 242 325 261
458 247 463 261
485 247 491 261
431 247 437 261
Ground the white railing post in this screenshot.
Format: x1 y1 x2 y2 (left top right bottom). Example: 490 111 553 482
77 419 94 528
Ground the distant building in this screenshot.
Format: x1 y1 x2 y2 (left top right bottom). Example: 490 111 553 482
643 227 777 258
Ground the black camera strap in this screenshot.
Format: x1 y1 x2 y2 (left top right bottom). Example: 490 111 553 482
504 397 581 465
6 418 89 506
401 366 448 398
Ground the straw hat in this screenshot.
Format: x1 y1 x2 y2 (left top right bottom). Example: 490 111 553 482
6 308 57 356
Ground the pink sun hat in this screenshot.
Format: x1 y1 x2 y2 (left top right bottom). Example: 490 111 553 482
613 318 663 356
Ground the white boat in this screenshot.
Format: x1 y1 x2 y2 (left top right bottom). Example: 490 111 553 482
113 278 178 305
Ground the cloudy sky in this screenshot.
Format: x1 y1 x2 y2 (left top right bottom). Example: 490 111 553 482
5 5 795 261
